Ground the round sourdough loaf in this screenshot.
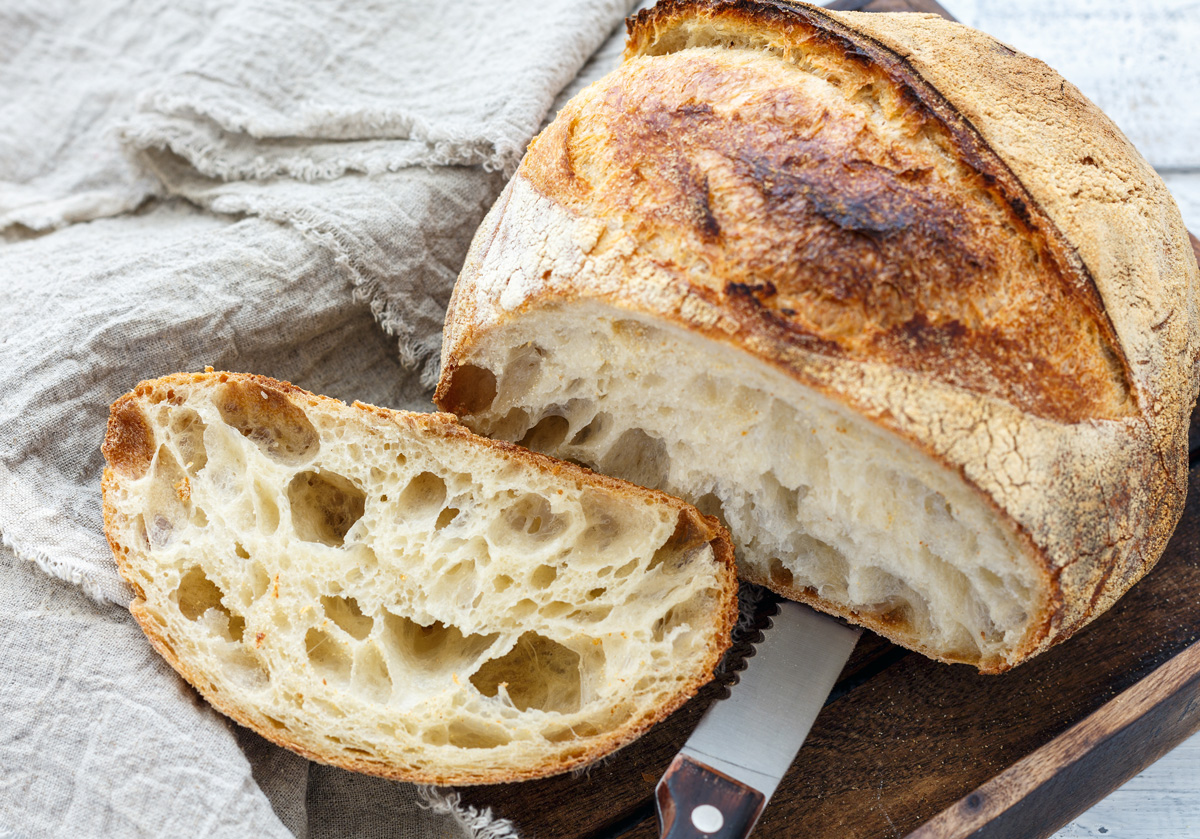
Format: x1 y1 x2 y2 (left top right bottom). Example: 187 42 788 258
435 0 1200 672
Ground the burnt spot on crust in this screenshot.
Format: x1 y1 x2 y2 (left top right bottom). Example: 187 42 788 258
725 280 777 299
528 0 1134 424
694 174 722 240
104 396 156 479
744 152 925 235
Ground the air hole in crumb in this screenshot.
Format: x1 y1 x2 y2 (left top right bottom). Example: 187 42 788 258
216 380 319 464
146 447 191 548
175 566 245 642
493 493 564 546
442 559 477 589
288 471 366 546
979 568 1006 591
252 479 281 534
544 720 600 744
470 632 582 713
321 595 374 640
531 565 558 589
769 558 794 589
571 412 611 446
421 727 449 746
378 613 498 675
540 601 572 619
446 719 512 749
398 472 447 520
168 408 208 474
572 604 613 622
518 414 570 453
177 566 225 620
580 491 622 552
440 364 498 415
649 512 709 572
586 587 607 601
435 507 460 530
652 607 683 642
695 492 726 523
511 599 537 620
305 627 352 683
924 493 953 519
354 643 393 703
613 559 639 579
544 721 601 742
498 344 545 406
600 428 669 489
493 575 513 593
235 543 250 559
250 562 270 600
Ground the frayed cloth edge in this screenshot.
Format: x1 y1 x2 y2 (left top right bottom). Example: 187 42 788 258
0 527 119 605
416 786 522 839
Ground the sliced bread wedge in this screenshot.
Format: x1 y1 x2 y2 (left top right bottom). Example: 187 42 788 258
101 371 737 784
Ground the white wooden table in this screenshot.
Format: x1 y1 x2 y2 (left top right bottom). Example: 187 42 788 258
950 3 1200 835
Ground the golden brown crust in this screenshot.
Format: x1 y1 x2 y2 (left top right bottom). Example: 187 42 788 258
103 395 157 479
102 371 740 784
524 0 1135 425
437 1 1199 672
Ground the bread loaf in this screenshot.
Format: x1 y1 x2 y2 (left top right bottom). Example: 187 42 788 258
101 371 737 784
435 0 1200 672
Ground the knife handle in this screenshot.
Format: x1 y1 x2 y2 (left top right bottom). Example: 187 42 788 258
655 754 766 839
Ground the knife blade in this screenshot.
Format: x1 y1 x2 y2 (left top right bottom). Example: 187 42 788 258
655 600 861 838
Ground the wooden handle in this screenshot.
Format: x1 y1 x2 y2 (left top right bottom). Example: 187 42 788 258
655 754 766 839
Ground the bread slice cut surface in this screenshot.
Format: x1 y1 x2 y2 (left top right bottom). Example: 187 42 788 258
101 371 737 785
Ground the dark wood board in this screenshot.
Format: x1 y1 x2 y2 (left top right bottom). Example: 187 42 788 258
461 6 1200 838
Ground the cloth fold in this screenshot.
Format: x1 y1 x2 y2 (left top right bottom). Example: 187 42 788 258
121 0 628 179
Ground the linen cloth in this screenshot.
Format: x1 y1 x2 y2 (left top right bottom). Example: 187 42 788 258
0 0 634 836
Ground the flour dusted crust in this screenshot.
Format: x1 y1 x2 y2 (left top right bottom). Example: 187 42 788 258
436 0 1200 671
101 371 737 784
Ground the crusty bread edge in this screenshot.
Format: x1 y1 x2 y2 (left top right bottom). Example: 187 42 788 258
102 371 740 785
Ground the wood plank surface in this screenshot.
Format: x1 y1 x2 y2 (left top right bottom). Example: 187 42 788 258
461 7 1200 839
910 642 1200 839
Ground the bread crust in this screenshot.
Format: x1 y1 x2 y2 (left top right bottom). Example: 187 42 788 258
102 371 739 784
437 1 1199 671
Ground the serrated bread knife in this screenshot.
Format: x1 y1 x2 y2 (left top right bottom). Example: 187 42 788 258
655 601 861 838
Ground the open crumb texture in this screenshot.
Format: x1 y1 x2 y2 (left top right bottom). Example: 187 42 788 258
101 371 738 785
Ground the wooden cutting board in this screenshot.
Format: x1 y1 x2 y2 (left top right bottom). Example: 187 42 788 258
461 3 1200 836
